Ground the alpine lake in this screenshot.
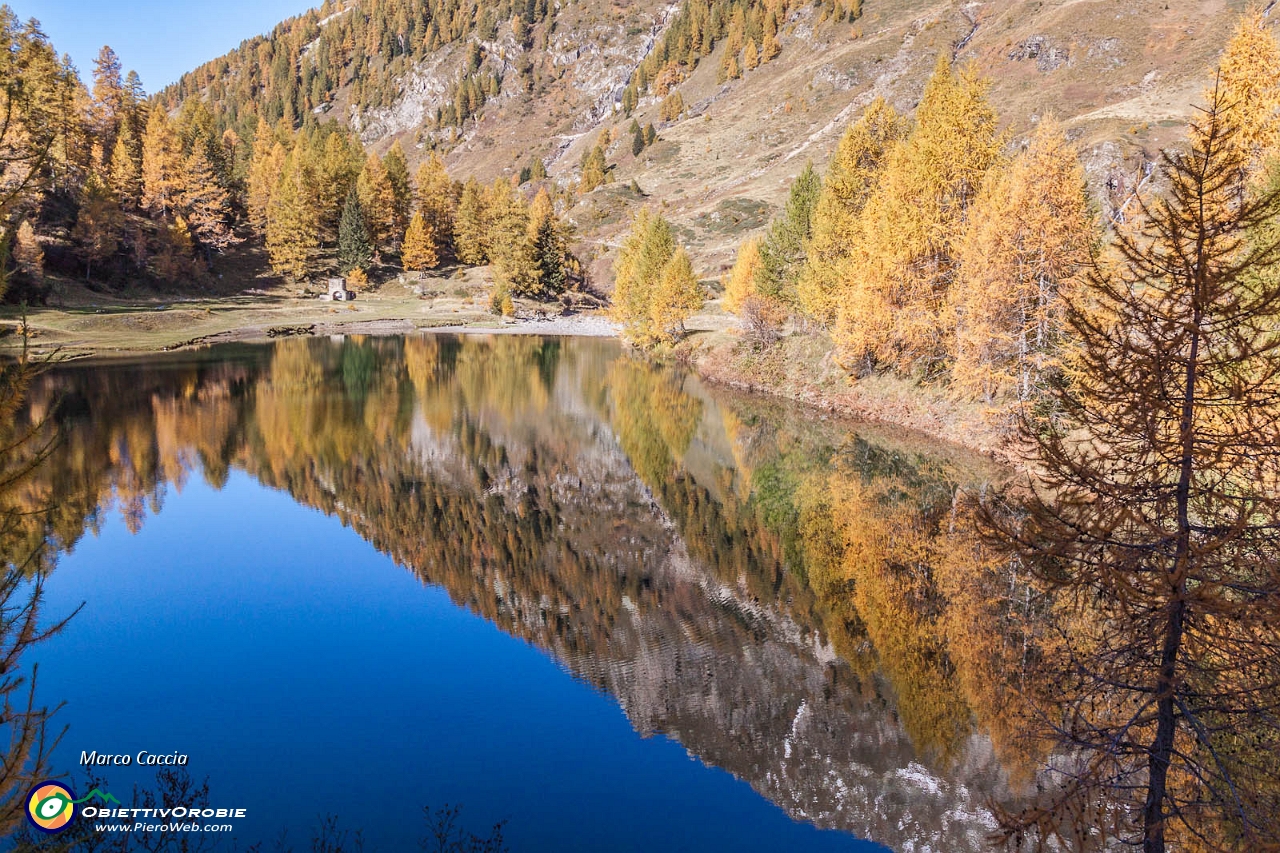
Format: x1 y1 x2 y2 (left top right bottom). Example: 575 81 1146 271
3 334 1023 852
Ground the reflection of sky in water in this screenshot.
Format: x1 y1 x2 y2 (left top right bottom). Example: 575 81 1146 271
38 468 881 852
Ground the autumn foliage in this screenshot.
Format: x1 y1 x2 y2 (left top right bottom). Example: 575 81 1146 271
722 54 1098 408
612 209 703 348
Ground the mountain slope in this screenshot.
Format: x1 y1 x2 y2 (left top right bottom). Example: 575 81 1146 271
165 0 1259 281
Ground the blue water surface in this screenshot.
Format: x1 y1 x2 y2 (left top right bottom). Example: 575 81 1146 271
37 471 881 852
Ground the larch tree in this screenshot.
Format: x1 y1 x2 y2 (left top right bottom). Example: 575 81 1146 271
951 118 1096 403
151 215 198 283
338 186 374 274
486 178 535 296
613 208 674 346
72 174 122 280
761 31 780 62
611 208 701 347
357 152 397 253
246 118 285 231
798 97 907 324
988 86 1280 853
835 55 1001 377
723 235 763 315
0 10 66 215
90 45 124 148
415 152 455 258
220 127 240 176
266 153 318 282
140 109 183 218
527 188 568 298
179 146 238 257
313 132 363 244
401 211 438 271
579 142 607 194
659 91 684 123
108 120 141 209
1216 10 1280 168
719 49 740 82
381 143 411 239
453 178 489 265
12 220 43 282
650 246 703 344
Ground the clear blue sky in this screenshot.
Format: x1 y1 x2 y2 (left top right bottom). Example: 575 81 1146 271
12 0 317 92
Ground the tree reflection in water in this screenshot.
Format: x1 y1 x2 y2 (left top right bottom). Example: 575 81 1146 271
0 353 79 835
6 335 1065 851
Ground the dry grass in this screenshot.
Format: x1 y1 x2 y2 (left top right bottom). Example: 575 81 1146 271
0 266 520 358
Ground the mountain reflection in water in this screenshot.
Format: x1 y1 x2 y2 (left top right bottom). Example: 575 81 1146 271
8 335 1034 851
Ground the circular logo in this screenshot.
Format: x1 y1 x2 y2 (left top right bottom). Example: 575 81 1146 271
27 781 76 833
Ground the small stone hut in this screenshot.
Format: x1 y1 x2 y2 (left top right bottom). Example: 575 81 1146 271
323 277 355 301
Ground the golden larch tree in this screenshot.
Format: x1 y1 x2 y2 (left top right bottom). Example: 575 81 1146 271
650 247 703 344
311 132 362 243
485 178 535 296
357 152 397 253
835 56 1001 377
179 146 238 256
1216 10 1280 168
951 118 1096 403
265 152 318 282
798 97 907 324
988 85 1280 853
246 118 287 231
140 109 183 217
383 141 412 237
723 236 763 315
72 174 122 280
415 151 455 258
12 220 43 282
612 208 702 347
401 211 439 271
453 178 489 265
108 121 141 209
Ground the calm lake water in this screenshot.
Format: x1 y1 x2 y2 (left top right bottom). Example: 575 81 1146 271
4 335 1016 851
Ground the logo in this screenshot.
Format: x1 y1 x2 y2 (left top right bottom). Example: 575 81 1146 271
25 782 120 834
26 781 76 833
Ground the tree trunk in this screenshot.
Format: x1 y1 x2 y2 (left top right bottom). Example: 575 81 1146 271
1143 308 1200 853
1143 598 1186 853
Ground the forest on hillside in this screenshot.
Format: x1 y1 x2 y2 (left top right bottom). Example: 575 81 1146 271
0 5 594 303
0 0 836 303
709 12 1280 402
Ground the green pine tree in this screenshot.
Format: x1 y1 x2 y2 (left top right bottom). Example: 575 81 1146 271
757 163 821 306
528 189 567 297
338 186 373 274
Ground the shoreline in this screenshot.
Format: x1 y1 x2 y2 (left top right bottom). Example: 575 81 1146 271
4 293 1009 461
687 327 1017 465
154 313 623 353
0 277 619 360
